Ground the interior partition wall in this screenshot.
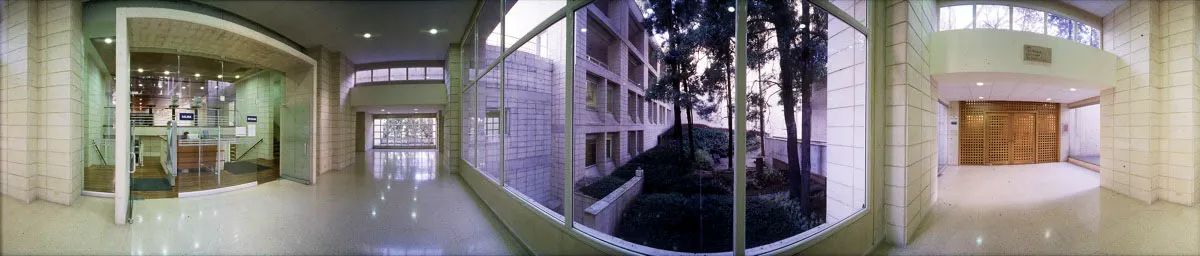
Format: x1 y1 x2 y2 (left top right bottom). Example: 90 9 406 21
457 0 873 254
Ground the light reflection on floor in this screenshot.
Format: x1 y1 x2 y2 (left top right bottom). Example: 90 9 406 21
2 149 524 255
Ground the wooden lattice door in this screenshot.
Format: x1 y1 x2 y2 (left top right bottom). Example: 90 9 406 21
959 101 1060 165
986 113 1011 165
1011 112 1037 164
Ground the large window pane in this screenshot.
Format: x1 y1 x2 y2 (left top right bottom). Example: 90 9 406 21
389 68 407 81
504 0 566 48
372 115 437 148
939 5 973 31
426 67 444 80
745 1 867 252
1068 104 1100 165
1013 7 1045 33
1074 21 1100 47
463 85 477 166
503 18 567 216
1047 13 1074 39
479 0 503 81
408 67 426 80
370 69 388 82
355 70 371 83
974 5 1010 29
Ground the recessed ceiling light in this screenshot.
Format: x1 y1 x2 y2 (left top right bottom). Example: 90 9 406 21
103 38 113 44
363 33 372 39
975 82 984 86
978 96 984 99
218 75 224 79
163 71 170 75
380 109 385 112
428 29 439 35
183 86 187 89
137 68 144 73
1046 98 1052 101
200 86 205 90
581 28 588 33
727 6 735 12
235 75 241 79
1069 88 1077 91
194 73 201 78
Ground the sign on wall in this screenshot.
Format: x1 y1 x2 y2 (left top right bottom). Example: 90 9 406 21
247 116 258 123
179 113 195 121
1023 44 1052 63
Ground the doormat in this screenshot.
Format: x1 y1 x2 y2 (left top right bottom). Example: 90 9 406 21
225 161 271 175
132 178 172 191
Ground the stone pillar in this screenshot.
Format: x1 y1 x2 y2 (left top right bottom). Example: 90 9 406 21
1 0 85 205
445 43 463 174
882 0 938 247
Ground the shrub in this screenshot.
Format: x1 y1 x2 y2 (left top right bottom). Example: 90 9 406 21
662 126 763 158
579 176 628 199
615 193 824 253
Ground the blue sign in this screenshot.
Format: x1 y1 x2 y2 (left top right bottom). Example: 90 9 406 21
247 116 258 123
180 113 195 121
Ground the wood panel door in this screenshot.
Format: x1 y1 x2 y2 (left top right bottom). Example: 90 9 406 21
959 101 1060 165
987 113 1011 165
1011 112 1037 164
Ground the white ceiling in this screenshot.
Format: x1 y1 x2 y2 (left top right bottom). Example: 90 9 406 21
1061 0 1123 17
935 72 1102 103
198 1 476 64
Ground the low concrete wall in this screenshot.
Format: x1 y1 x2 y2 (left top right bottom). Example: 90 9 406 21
572 170 644 234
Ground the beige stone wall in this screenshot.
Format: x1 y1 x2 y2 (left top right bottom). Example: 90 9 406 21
883 0 938 246
1099 0 1199 205
444 44 462 174
306 46 356 174
233 71 281 161
1 0 85 205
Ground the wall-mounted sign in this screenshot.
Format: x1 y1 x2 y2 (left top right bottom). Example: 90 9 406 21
247 116 258 123
180 113 195 121
1024 44 1052 63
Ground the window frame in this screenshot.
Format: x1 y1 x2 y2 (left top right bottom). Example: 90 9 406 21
937 3 1101 48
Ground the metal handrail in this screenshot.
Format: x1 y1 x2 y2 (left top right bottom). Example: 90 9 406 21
234 138 265 161
91 140 108 165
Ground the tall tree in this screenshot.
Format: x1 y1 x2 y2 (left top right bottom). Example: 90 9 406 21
748 0 828 211
644 0 704 164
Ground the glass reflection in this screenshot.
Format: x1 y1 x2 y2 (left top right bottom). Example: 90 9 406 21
370 150 438 182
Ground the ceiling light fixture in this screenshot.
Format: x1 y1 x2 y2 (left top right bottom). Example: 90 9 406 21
194 73 200 78
363 33 373 39
200 86 205 90
163 71 170 75
1069 88 1077 91
103 38 113 44
235 75 241 79
978 96 984 99
727 6 735 12
428 29 439 35
217 75 224 79
137 68 144 73
1046 98 1052 101
581 28 588 33
976 82 984 86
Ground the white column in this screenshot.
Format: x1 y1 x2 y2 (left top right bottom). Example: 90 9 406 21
113 10 130 225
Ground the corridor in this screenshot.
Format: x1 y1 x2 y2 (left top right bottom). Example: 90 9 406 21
0 150 524 255
876 163 1200 255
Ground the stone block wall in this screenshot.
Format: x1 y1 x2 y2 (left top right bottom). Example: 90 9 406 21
1 0 85 205
883 0 937 247
306 46 356 174
233 71 281 161
1099 0 1199 205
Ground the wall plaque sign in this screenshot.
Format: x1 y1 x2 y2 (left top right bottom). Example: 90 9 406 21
1024 44 1052 63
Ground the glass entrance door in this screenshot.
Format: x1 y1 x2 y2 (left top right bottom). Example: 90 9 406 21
281 73 313 184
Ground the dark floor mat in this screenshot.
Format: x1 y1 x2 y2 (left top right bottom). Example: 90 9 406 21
226 161 271 174
132 178 172 191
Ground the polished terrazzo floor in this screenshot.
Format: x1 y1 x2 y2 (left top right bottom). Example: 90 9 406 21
876 162 1200 255
1 150 525 255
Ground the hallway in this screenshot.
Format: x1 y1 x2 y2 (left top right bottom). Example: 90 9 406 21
0 150 524 255
876 163 1200 255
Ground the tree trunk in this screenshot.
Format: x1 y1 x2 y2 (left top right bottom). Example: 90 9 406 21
797 0 814 214
684 82 697 166
765 0 809 213
726 62 734 171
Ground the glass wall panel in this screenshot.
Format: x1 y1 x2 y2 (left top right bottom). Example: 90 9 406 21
84 37 117 194
503 17 567 215
939 5 974 31
479 0 504 80
1047 12 1074 39
389 68 407 81
745 0 867 252
355 70 372 83
408 67 426 80
426 67 444 80
504 0 566 48
463 84 477 166
1068 104 1100 165
1074 21 1100 47
476 68 502 180
974 5 1010 29
1013 7 1045 33
370 69 389 81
